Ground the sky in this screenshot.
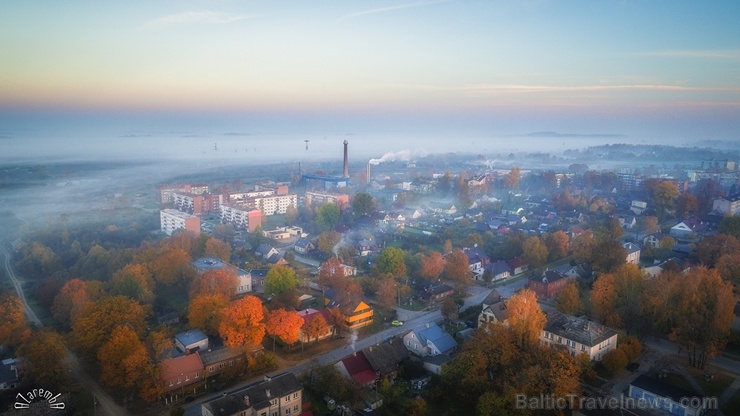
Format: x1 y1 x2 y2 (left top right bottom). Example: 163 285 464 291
1 0 740 146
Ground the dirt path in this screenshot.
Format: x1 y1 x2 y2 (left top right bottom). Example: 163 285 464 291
2 245 129 416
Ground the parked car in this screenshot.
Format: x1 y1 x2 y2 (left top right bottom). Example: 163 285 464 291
391 320 404 326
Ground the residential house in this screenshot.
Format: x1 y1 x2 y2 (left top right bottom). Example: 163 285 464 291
266 253 288 266
528 270 575 300
418 283 454 305
670 216 707 240
297 308 335 343
477 289 509 328
623 242 641 265
507 256 528 275
0 358 19 390
540 311 618 361
463 246 489 280
485 260 511 282
422 354 453 376
642 232 665 249
256 243 279 260
562 263 594 282
362 339 409 380
293 238 314 255
324 290 374 331
619 215 637 230
161 353 204 392
403 323 458 357
249 269 270 293
629 374 706 416
334 352 379 387
320 261 357 277
174 329 209 354
192 257 252 295
356 238 380 256
201 372 303 416
201 346 245 379
428 202 457 215
630 200 648 215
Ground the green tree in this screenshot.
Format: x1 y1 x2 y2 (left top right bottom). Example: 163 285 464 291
719 215 740 240
590 239 626 274
264 265 298 295
375 247 407 278
352 193 376 217
316 203 340 231
317 231 341 255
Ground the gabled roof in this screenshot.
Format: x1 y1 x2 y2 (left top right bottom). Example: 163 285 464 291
298 308 334 329
482 301 509 323
294 238 313 249
481 289 505 308
160 353 204 381
507 256 525 269
363 340 409 375
200 346 243 367
340 352 378 385
489 260 511 276
256 243 276 256
623 242 641 255
630 374 701 406
415 323 458 354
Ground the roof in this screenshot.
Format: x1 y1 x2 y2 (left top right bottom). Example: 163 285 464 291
623 242 641 254
192 257 249 276
544 311 618 348
362 339 409 375
507 256 525 269
482 301 509 323
482 289 505 307
340 352 378 385
416 323 458 354
295 238 313 249
200 346 244 367
203 372 302 415
530 270 570 285
0 359 18 385
298 308 334 329
489 260 511 276
256 243 276 255
160 353 204 381
422 354 453 366
630 374 701 406
174 329 208 349
249 268 269 278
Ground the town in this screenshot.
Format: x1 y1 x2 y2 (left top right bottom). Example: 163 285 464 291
2 141 740 416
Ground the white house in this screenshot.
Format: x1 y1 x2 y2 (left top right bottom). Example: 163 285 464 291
540 312 618 361
403 323 458 357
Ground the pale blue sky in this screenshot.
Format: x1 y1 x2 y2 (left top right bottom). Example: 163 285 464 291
1 1 739 142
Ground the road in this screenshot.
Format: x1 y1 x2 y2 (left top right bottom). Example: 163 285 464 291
177 284 494 416
1 245 128 416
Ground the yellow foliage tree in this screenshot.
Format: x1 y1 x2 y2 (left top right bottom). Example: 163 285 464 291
218 295 266 347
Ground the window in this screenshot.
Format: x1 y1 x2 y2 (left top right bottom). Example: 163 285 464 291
294 405 299 412
293 393 299 399
169 380 173 387
185 375 190 381
210 366 214 373
581 345 586 351
177 378 181 384
285 409 291 415
557 336 562 343
286 395 291 402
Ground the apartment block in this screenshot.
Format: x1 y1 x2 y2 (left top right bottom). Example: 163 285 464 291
160 209 200 236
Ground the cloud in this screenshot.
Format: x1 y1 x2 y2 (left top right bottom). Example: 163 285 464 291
639 49 740 60
339 0 451 21
143 11 256 28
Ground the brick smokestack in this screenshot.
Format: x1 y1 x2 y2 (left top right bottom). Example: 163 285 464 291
343 140 349 178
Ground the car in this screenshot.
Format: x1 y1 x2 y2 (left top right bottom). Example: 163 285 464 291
391 320 404 326
627 362 640 372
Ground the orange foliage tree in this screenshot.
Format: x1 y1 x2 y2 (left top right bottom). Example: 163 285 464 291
51 278 106 326
17 329 68 389
188 293 230 336
418 252 445 280
318 257 345 288
148 248 193 287
445 250 471 281
506 289 546 348
266 308 304 350
545 230 570 262
303 313 331 344
218 295 266 347
377 278 398 307
71 296 147 354
98 325 150 390
189 269 238 299
205 238 232 262
0 292 32 347
110 263 155 305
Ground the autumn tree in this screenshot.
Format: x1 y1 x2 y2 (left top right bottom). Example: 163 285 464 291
264 265 298 295
352 193 376 217
0 293 32 347
71 296 147 354
212 224 235 244
504 166 521 189
219 295 266 347
590 239 626 274
555 282 582 315
590 264 646 334
149 248 194 287
445 250 472 281
571 231 595 264
668 267 736 369
110 263 155 305
98 325 151 393
377 278 398 307
317 231 341 255
318 257 345 288
375 247 407 278
303 313 330 344
506 289 546 348
316 203 340 231
190 269 238 299
327 307 347 335
717 252 740 286
545 231 569 262
601 348 628 376
719 216 740 240
417 252 445 280
522 236 548 270
285 204 298 225
443 239 453 255
676 194 699 218
696 234 740 268
188 293 229 336
265 308 304 350
441 296 459 322
205 238 232 262
640 216 660 236
17 329 68 389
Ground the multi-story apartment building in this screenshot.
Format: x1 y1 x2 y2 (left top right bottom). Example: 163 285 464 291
219 205 263 232
304 190 350 210
160 209 200 236
251 194 298 216
540 311 618 361
172 192 206 215
157 183 208 204
201 372 303 416
712 194 740 215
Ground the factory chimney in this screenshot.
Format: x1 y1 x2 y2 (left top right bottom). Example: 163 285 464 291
343 140 349 178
